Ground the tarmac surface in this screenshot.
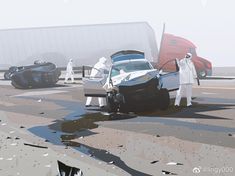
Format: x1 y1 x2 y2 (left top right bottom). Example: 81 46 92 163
0 77 235 176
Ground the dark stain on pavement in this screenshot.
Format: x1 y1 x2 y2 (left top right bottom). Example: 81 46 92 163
62 141 152 176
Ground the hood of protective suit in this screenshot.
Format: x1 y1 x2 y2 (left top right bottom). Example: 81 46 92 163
90 57 108 77
185 53 192 59
99 57 107 64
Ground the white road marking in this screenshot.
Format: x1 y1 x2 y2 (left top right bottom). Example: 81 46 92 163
12 90 68 97
194 86 235 90
202 92 217 95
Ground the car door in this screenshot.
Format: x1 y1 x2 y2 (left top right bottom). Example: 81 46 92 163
159 59 179 91
82 66 107 97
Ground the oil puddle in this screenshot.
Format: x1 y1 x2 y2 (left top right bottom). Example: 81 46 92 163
49 112 137 133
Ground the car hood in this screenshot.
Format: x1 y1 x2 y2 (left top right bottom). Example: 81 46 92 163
112 69 159 87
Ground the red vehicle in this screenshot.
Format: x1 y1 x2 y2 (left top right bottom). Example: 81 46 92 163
157 33 212 78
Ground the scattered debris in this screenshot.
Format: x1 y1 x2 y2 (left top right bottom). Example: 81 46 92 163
162 170 177 175
101 112 111 116
0 157 4 160
166 162 183 166
228 133 232 136
43 153 49 157
89 154 93 157
1 123 7 126
52 131 57 133
20 126 25 129
15 137 20 140
9 131 15 134
57 160 84 176
10 143 17 146
6 158 13 161
24 143 48 149
45 164 51 168
37 99 42 103
118 145 123 148
6 136 12 139
108 161 114 164
156 135 161 137
79 136 84 139
39 112 45 115
150 160 159 164
45 139 50 142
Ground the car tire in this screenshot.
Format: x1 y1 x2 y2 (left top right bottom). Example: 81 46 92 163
106 94 118 113
4 71 11 80
157 89 170 110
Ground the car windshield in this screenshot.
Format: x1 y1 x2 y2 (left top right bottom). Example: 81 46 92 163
111 61 152 77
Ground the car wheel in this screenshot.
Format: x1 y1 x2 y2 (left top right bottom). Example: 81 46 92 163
4 71 11 80
157 89 170 110
198 70 207 78
106 94 118 113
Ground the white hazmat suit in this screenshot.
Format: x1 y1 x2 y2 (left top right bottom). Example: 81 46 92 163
65 59 74 83
174 53 197 107
86 57 108 107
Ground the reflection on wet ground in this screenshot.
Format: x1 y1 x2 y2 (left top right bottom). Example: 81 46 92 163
29 112 152 176
63 141 152 176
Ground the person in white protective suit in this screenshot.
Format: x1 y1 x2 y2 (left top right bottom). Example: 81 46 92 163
174 53 198 107
64 59 74 83
85 57 108 108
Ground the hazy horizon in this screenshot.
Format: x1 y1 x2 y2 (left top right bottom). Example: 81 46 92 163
0 0 234 67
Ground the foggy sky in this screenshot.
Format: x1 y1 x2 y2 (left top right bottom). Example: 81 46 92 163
0 0 234 66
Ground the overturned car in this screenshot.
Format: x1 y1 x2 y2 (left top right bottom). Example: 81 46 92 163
83 50 179 112
4 66 18 80
10 61 61 89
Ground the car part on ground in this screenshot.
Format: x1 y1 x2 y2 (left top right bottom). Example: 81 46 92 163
11 62 61 89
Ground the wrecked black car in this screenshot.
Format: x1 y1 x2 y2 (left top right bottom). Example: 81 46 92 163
10 62 61 89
